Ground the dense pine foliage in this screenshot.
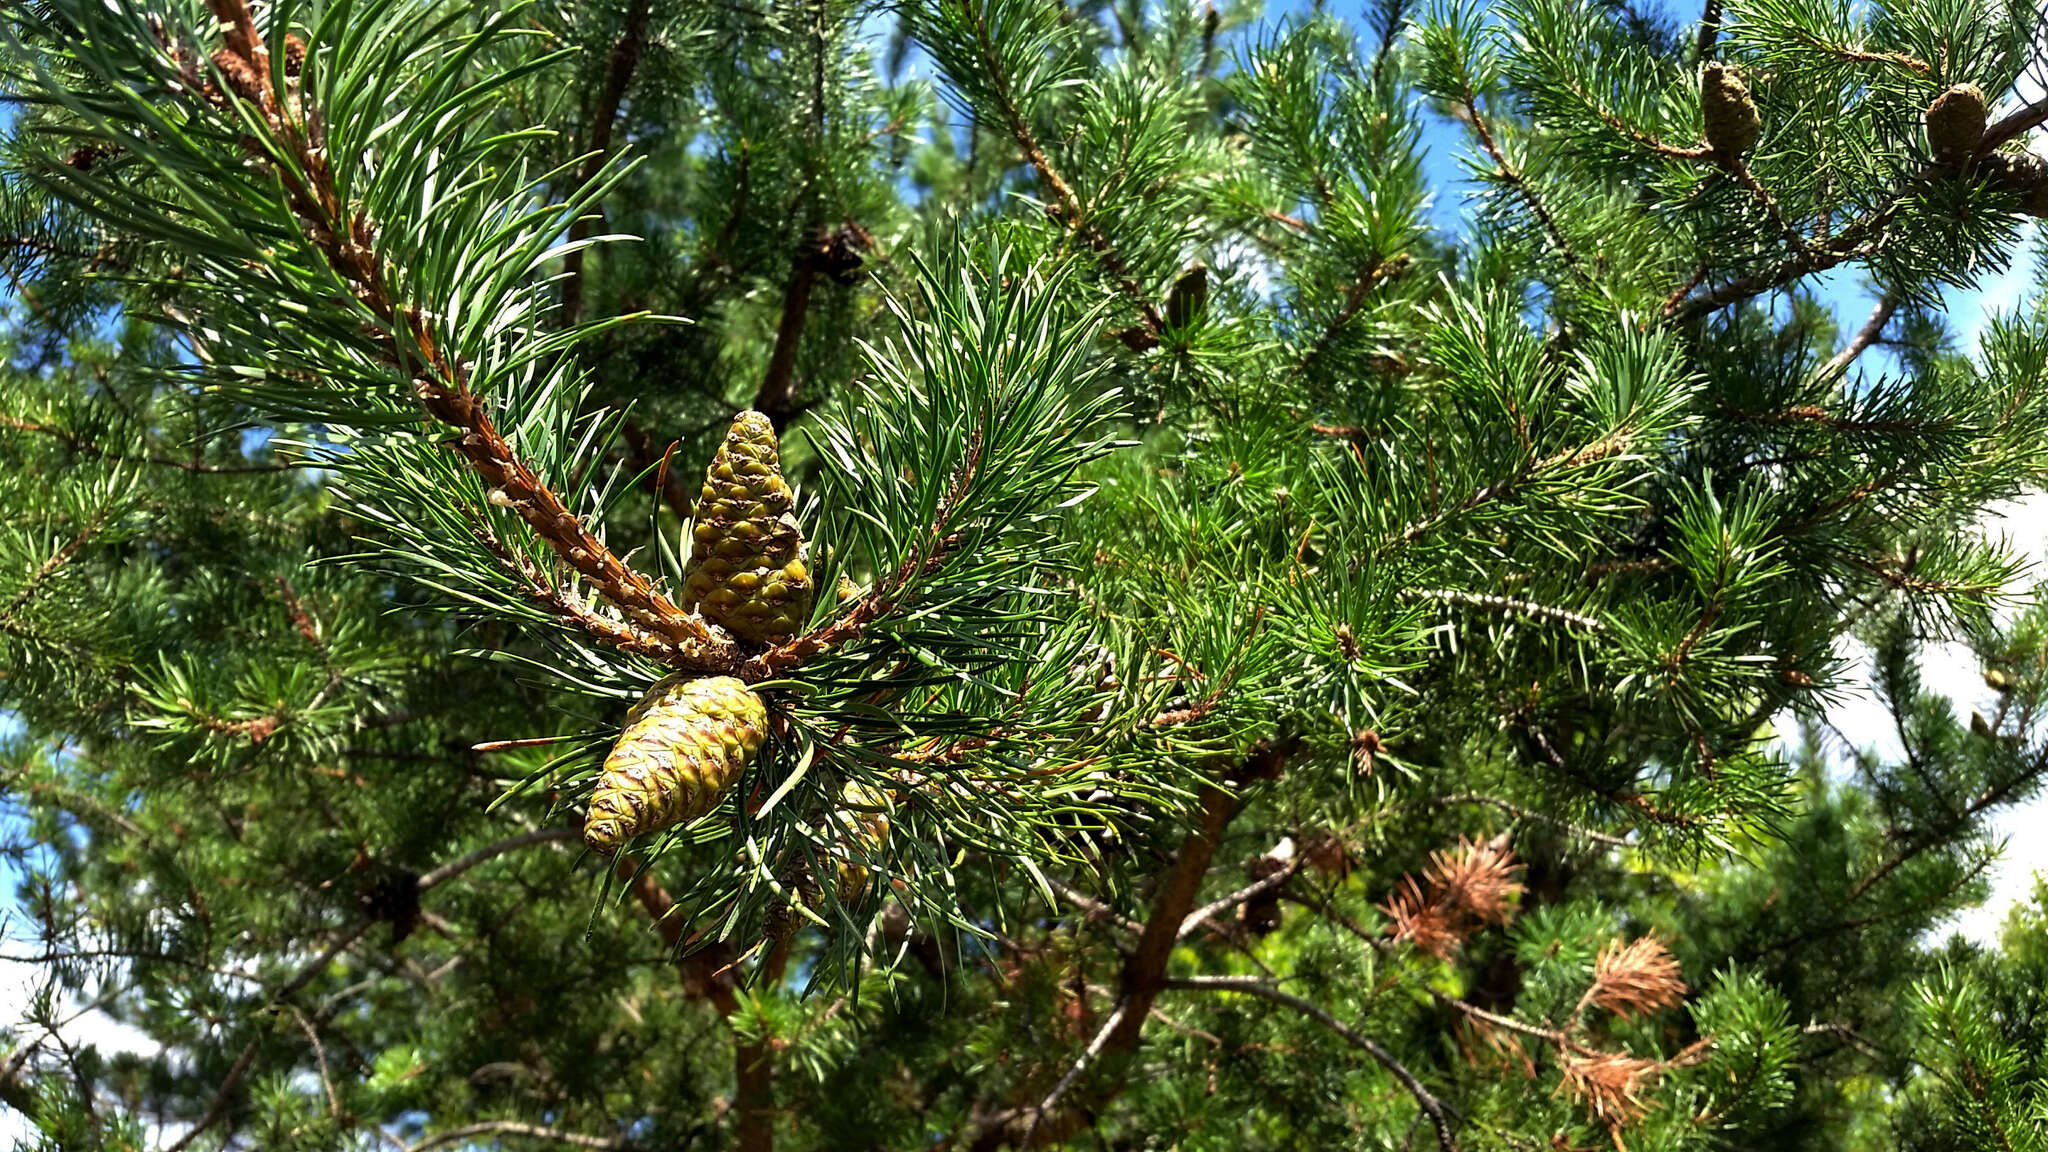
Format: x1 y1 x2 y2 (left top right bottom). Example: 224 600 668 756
4 0 2048 1148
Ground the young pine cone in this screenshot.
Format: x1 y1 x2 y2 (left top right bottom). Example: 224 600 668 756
584 674 768 855
1926 83 1987 164
1701 62 1760 159
828 781 892 904
1981 152 2048 217
681 411 815 647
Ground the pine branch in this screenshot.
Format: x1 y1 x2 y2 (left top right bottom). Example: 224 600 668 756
1293 253 1411 379
744 426 982 679
1399 588 1607 633
957 0 1167 338
1720 156 1812 258
193 0 731 662
1456 94 1582 272
0 499 114 625
467 515 703 667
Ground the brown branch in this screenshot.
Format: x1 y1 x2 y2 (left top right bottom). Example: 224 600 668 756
1694 0 1721 61
1042 876 1141 935
972 746 1290 1149
1722 156 1811 257
1163 977 1458 1151
1982 94 2048 154
466 514 708 667
1717 402 1929 434
1664 177 1915 322
162 1038 260 1152
558 0 653 326
961 1 1166 337
1813 291 1900 380
196 0 727 665
418 827 580 892
1176 857 1301 941
616 860 773 1152
1459 94 1581 271
1293 254 1410 379
752 231 825 428
409 1121 633 1152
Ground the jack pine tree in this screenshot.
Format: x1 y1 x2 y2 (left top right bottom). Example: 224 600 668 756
4 0 2048 1149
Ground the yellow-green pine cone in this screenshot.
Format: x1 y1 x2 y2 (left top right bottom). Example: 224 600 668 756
1701 62 1760 158
830 781 891 903
584 675 769 855
680 411 816 647
1926 83 1987 163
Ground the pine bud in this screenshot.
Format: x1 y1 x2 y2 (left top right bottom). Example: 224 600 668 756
1165 260 1209 330
584 674 768 855
681 411 816 647
1700 62 1760 159
1925 83 1987 163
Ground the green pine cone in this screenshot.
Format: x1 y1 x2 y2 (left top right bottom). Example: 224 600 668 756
829 781 891 903
1701 62 1760 158
1926 83 1987 163
681 411 816 647
584 674 769 855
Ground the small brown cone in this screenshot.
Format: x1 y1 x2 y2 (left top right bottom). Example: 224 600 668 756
1926 83 1987 163
681 412 815 647
584 675 768 855
1164 260 1209 330
1985 152 2048 217
1701 62 1761 159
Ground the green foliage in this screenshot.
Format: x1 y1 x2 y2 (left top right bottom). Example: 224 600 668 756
3 0 2048 1148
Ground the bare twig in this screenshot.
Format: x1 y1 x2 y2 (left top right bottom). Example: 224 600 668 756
409 1120 633 1152
1020 999 1130 1146
1813 290 1900 381
1176 858 1301 941
418 827 580 892
1163 976 1458 1152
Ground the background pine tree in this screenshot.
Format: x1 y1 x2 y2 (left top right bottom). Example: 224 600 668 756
3 0 2048 1148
